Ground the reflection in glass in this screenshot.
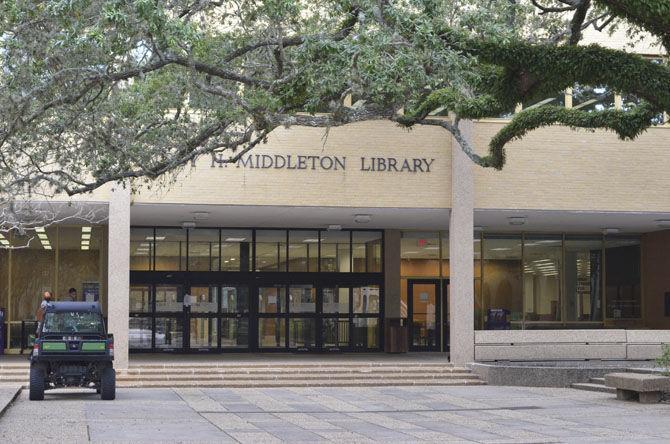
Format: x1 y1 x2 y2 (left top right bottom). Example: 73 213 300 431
130 285 151 312
605 237 641 319
258 318 286 348
221 318 249 347
190 318 218 348
154 317 183 349
323 318 349 348
565 237 602 322
352 318 378 348
129 317 152 349
352 231 382 272
288 230 318 272
320 231 351 272
289 285 316 313
482 235 522 328
155 285 182 312
130 228 153 271
258 287 285 313
189 286 218 313
353 286 380 314
523 236 561 323
289 318 316 348
154 229 186 271
573 84 615 112
255 230 286 271
221 286 249 314
188 229 219 271
401 232 440 277
221 230 252 271
323 287 349 313
411 283 437 347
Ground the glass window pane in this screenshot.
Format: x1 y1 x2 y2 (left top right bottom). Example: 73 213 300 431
352 318 378 349
353 285 380 314
129 317 152 349
57 225 103 304
289 285 316 313
221 286 249 314
323 287 349 314
523 236 562 323
130 285 151 312
221 230 252 271
189 286 218 313
189 317 218 348
288 230 318 272
258 318 286 348
155 285 182 312
323 318 349 348
155 229 186 271
320 231 351 272
352 231 382 272
573 84 615 112
289 319 316 348
131 228 153 271
155 317 183 349
565 237 603 322
255 230 286 271
10 227 55 321
523 92 565 110
401 232 440 277
605 237 641 319
481 235 522 329
188 229 219 271
221 318 249 347
259 287 286 313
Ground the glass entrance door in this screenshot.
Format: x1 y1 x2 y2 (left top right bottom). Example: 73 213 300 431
408 280 442 351
154 284 185 351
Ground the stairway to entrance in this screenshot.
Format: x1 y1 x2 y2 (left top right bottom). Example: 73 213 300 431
0 353 484 388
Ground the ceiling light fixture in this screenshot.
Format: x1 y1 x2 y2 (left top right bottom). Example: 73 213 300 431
327 224 342 231
35 227 45 233
354 214 372 224
224 237 246 242
655 220 670 228
602 227 621 235
508 216 527 226
192 211 210 220
81 226 92 233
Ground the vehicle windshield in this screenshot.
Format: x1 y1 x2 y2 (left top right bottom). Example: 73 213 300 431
42 312 105 334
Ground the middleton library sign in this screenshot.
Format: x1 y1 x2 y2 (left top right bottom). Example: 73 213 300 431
211 153 436 173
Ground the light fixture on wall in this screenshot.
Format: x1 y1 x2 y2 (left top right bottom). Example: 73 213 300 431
507 216 527 226
655 220 670 228
354 214 372 224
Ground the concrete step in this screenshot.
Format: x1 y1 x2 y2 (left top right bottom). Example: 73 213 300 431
116 372 480 381
124 366 467 375
128 363 455 369
589 377 606 384
571 382 616 394
116 378 486 388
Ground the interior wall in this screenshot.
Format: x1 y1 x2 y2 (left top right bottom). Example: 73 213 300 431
642 230 670 329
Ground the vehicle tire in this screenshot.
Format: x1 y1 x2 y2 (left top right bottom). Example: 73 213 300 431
100 366 116 400
29 364 45 401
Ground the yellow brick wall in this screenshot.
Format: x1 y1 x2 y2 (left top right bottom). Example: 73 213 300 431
133 120 453 209
473 122 670 212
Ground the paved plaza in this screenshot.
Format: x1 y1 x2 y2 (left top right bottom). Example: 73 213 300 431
0 385 669 443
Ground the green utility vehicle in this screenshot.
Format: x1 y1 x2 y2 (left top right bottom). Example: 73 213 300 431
29 302 115 400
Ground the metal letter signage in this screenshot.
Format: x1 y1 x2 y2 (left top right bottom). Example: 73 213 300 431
211 153 434 173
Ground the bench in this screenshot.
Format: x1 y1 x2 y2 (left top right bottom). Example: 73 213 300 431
604 372 670 403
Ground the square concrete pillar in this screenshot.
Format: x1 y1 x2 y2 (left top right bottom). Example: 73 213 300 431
449 120 475 364
107 186 130 370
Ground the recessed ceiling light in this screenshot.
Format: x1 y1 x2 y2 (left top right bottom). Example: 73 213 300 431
303 239 319 243
224 237 246 242
602 228 620 234
81 245 89 250
0 240 9 246
35 227 45 233
327 225 342 231
81 233 91 240
192 212 210 220
43 245 52 250
146 236 166 241
81 226 92 233
38 233 48 240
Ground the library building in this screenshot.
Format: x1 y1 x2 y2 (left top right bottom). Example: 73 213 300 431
1 33 669 368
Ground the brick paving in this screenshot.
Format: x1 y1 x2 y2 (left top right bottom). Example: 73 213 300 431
1 385 670 443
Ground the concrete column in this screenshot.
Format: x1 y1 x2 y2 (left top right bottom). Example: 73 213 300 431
107 185 130 370
384 230 401 320
449 120 475 364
